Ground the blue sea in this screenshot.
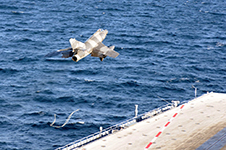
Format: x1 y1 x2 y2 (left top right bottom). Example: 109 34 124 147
0 0 226 149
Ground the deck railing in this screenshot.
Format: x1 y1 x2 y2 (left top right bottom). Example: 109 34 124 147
56 101 180 150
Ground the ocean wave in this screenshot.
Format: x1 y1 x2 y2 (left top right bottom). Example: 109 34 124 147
0 68 19 74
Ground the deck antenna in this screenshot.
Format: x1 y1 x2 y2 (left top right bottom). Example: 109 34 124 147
192 85 197 97
135 105 138 118
50 109 79 128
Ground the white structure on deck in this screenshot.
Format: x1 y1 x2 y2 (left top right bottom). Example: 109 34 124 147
57 92 226 150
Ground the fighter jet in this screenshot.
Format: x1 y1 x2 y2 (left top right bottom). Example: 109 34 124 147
45 29 119 62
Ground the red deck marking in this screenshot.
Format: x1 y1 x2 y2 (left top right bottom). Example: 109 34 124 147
165 121 170 127
145 104 185 149
145 142 152 149
173 113 178 118
180 105 185 109
156 131 162 137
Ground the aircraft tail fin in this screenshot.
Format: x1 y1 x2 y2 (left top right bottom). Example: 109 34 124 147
69 38 86 50
109 46 115 50
106 46 119 58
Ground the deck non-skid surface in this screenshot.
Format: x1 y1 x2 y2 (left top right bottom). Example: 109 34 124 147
77 92 226 150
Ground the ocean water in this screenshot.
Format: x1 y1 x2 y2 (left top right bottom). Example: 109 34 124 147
0 0 226 149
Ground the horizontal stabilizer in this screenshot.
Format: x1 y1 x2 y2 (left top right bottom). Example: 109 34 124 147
45 48 73 58
61 49 73 58
57 47 73 52
106 50 119 58
45 51 62 57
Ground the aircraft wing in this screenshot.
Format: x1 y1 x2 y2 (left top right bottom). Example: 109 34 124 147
93 43 119 58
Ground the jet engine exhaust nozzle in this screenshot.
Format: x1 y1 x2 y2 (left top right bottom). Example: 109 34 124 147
72 56 77 62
